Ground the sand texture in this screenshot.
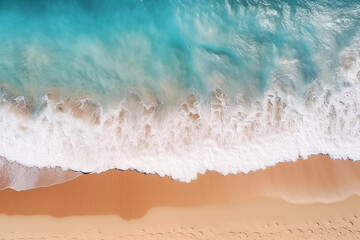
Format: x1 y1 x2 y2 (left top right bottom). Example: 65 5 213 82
1 197 360 239
0 155 360 239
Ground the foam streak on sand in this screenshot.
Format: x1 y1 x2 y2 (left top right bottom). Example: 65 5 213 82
0 157 81 191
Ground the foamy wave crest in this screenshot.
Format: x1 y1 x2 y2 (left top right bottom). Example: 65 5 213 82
0 43 360 183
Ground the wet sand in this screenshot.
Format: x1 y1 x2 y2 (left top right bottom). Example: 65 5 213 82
0 154 360 239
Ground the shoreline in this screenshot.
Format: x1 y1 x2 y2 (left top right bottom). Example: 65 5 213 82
1 154 360 238
0 155 360 219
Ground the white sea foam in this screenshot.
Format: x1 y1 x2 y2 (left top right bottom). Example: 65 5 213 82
0 42 360 184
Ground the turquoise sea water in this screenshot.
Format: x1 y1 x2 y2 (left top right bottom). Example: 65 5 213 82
1 0 360 186
1 0 359 104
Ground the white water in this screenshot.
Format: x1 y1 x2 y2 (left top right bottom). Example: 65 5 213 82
0 41 360 186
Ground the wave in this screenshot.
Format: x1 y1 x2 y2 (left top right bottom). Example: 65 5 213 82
0 42 360 182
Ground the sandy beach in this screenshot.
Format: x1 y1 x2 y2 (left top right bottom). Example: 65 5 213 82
0 154 360 239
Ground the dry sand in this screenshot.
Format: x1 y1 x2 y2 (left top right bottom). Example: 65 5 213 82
0 154 360 239
1 197 360 239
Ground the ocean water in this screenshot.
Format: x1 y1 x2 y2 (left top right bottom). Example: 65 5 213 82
1 0 360 188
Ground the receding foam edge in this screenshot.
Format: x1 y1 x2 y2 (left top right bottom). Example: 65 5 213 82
0 157 82 191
